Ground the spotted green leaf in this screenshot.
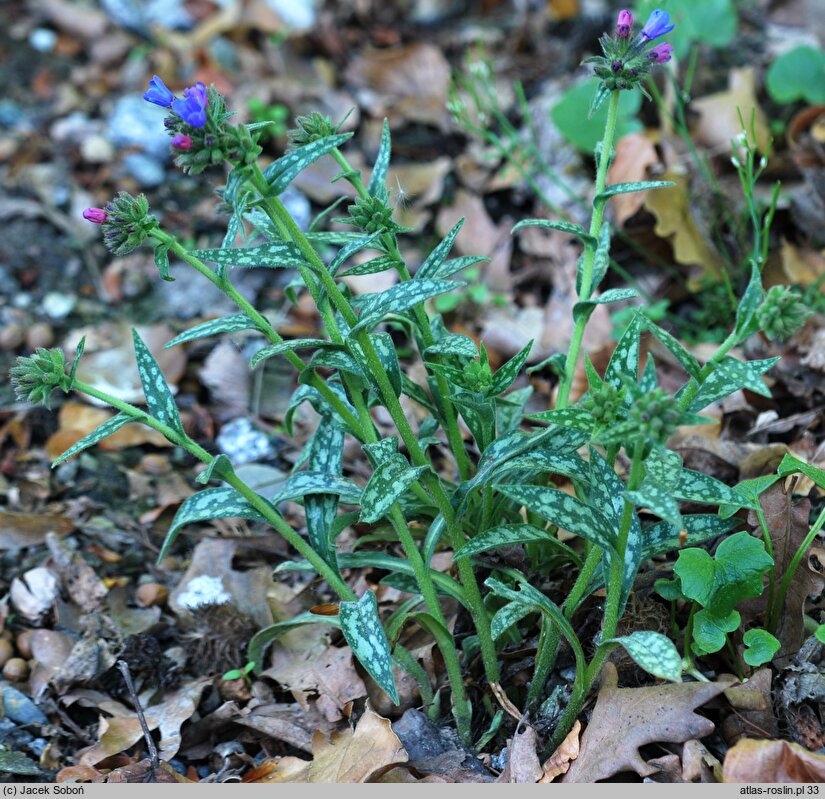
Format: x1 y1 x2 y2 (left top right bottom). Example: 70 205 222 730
573 287 638 325
251 338 338 369
284 382 358 436
196 454 234 485
348 333 401 396
642 515 739 559
454 523 578 562
431 255 490 280
642 319 701 379
368 119 391 197
51 412 135 467
490 601 535 641
339 590 398 703
264 132 353 193
607 631 683 682
341 254 400 276
350 280 462 334
305 416 345 568
154 242 174 282
594 180 674 207
193 242 311 270
271 472 361 505
629 483 683 529
360 458 428 524
604 312 643 388
528 406 595 433
495 484 616 551
512 218 596 247
720 474 781 519
588 224 612 293
685 356 780 412
423 334 478 360
491 341 533 396
132 329 184 435
160 487 267 561
164 314 258 349
415 219 464 280
674 469 755 508
734 263 765 339
329 232 382 276
742 628 781 667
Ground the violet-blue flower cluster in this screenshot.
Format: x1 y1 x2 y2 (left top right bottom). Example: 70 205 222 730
143 76 209 128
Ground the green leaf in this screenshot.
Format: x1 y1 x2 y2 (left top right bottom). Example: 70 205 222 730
341 254 400 277
67 335 86 390
735 264 765 339
248 611 340 675
251 338 338 369
512 218 595 247
415 219 464 280
196 453 234 485
132 329 184 434
193 242 311 270
348 333 402 396
284 383 358 437
490 601 535 642
165 314 259 349
642 320 701 379
339 590 398 703
264 132 354 193
551 78 642 153
401 374 435 412
495 484 616 552
594 181 674 207
305 416 345 568
815 624 825 644
154 242 174 282
719 474 781 519
368 119 392 197
490 341 532 396
573 287 639 326
607 631 683 682
686 356 780 412
271 472 361 505
692 608 740 655
360 458 428 524
585 224 612 295
604 312 643 388
674 530 773 616
455 523 577 561
766 45 825 105
328 232 382 276
742 628 781 667
642 515 739 559
528 406 595 433
424 334 478 360
674 469 755 508
431 255 490 280
629 482 683 530
349 280 462 334
160 487 267 561
777 453 825 491
51 412 135 467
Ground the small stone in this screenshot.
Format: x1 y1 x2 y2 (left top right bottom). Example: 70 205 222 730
25 323 54 350
29 28 58 52
106 96 170 160
0 323 25 350
216 418 277 466
3 658 30 682
80 134 115 164
0 640 13 668
141 454 171 476
121 152 165 188
42 292 76 320
1 684 47 725
135 583 169 608
15 631 33 660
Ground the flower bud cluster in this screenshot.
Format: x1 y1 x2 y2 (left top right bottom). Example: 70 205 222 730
85 192 157 256
144 76 258 173
626 387 681 445
586 8 675 96
581 382 626 425
10 349 69 408
347 189 407 237
756 285 811 342
287 113 337 149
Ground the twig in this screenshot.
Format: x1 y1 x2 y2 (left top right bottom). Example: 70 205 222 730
117 660 159 770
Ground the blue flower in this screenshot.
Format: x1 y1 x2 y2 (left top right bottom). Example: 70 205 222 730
171 82 208 128
143 75 174 107
640 9 674 40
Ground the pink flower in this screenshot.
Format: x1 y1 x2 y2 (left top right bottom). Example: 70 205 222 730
172 134 193 151
82 207 108 224
616 9 633 37
649 43 674 63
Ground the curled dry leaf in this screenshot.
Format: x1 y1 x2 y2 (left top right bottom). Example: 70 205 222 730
721 668 779 744
244 707 408 783
495 726 543 784
0 511 73 550
723 738 825 783
540 719 581 782
563 663 733 782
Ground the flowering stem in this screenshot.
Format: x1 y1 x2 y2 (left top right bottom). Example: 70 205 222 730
556 90 621 409
69 379 356 601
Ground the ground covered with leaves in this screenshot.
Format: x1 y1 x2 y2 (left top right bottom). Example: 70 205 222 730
1 0 825 784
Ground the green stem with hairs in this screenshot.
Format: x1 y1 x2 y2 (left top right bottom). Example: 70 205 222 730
556 90 621 410
70 379 356 601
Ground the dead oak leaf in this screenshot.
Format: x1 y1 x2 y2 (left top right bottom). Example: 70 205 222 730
245 707 408 783
495 726 543 784
723 738 825 783
540 719 581 782
563 663 733 783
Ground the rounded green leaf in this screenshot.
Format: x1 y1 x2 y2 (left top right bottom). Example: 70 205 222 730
608 631 683 682
742 628 781 667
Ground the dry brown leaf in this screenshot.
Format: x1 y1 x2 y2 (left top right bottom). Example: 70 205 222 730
781 240 825 286
345 44 452 130
246 707 408 783
0 510 73 550
691 67 770 154
79 677 211 765
236 703 336 754
607 133 659 225
496 726 543 784
563 663 733 782
681 739 722 782
47 532 107 612
540 719 581 782
723 738 825 783
644 172 725 280
721 668 779 744
746 482 825 659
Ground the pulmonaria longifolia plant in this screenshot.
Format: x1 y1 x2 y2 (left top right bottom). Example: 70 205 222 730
12 12 817 748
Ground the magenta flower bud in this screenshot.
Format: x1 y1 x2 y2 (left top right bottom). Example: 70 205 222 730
172 134 193 151
82 207 108 224
649 43 674 63
616 9 633 37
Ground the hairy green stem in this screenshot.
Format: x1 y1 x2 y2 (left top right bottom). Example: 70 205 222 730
555 90 621 409
70 379 355 600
